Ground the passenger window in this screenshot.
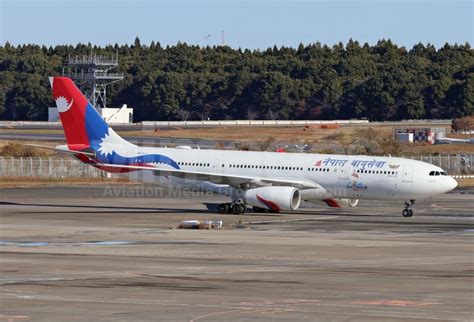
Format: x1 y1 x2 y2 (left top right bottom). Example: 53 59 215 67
435 171 440 176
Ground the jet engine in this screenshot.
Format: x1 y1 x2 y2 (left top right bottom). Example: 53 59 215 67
335 198 359 208
314 198 359 208
244 186 301 211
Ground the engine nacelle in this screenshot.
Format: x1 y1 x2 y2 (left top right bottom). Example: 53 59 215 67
244 186 301 211
325 198 359 208
309 198 359 208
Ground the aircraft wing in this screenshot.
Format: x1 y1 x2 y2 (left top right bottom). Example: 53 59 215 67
95 163 322 190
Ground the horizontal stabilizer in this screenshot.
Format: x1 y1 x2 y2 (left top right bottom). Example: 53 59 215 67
22 144 96 157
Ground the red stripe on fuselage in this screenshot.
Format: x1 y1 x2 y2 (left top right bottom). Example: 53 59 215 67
92 163 156 173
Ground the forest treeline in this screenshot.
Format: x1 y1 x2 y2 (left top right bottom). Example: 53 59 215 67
0 38 472 121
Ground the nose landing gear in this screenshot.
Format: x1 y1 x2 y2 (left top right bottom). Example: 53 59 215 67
402 199 415 217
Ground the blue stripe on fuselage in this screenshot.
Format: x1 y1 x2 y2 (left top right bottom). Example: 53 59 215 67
84 103 180 170
95 151 180 169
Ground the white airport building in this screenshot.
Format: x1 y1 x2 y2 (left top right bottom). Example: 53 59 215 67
49 104 133 123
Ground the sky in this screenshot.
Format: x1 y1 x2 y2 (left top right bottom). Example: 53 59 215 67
0 0 472 49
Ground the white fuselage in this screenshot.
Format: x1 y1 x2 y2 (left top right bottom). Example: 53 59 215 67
109 145 457 202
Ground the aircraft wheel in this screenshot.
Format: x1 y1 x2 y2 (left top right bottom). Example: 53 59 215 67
231 204 242 214
239 204 246 214
402 209 410 217
407 209 413 217
217 203 229 214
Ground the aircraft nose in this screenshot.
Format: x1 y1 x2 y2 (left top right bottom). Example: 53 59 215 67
448 177 458 191
440 176 458 194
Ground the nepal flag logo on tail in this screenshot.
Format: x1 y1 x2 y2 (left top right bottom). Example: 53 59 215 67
55 96 74 113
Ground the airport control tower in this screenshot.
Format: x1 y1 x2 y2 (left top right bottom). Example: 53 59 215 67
63 53 123 109
48 52 133 123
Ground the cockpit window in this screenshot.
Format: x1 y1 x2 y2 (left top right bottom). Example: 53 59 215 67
429 170 448 176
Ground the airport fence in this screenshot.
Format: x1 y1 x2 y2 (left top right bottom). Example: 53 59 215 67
408 154 472 175
0 154 472 179
0 157 106 178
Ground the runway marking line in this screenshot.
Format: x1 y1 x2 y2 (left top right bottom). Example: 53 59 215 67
0 315 29 322
189 309 242 322
352 299 440 307
431 203 474 210
189 299 323 320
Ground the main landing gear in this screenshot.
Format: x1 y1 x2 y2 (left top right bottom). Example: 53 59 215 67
217 200 246 214
402 200 415 217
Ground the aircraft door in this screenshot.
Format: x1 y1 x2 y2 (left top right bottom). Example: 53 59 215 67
338 161 350 180
212 157 227 176
402 164 414 183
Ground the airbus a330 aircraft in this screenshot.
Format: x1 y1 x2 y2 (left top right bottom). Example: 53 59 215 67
36 77 458 217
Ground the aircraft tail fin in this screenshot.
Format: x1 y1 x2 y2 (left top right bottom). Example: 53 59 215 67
49 77 132 151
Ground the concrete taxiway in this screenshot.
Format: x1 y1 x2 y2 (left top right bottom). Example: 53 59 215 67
0 185 473 321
